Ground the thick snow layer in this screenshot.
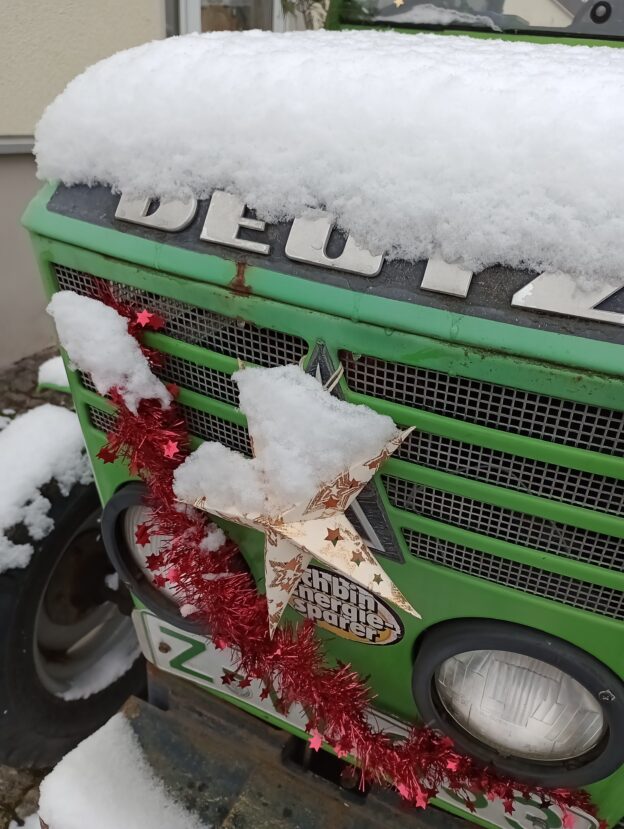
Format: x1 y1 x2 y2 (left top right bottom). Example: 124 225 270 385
38 713 207 829
35 30 624 282
48 291 171 413
174 365 397 515
0 405 92 573
9 816 40 829
200 525 226 551
38 354 69 388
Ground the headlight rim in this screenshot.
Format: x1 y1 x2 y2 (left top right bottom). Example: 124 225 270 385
411 619 624 787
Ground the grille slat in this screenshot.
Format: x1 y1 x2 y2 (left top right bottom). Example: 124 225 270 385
385 476 624 572
397 430 624 518
403 529 624 620
342 352 624 456
54 265 308 367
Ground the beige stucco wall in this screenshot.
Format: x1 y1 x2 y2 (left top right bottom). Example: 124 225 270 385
0 1 165 368
0 155 52 368
0 0 166 137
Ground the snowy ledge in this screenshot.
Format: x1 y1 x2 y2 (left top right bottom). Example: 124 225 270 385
35 30 624 283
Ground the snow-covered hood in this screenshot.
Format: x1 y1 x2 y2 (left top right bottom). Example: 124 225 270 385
35 30 624 289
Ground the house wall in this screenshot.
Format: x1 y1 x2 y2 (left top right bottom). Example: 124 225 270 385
0 1 165 368
0 0 165 138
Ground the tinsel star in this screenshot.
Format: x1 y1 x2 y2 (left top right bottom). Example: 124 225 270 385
188 427 420 636
136 309 153 327
134 522 151 547
309 730 323 751
163 440 179 459
97 445 117 464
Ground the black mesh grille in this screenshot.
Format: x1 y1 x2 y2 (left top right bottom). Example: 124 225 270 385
54 265 308 367
342 352 624 456
87 405 251 456
385 476 624 572
403 529 624 620
397 430 624 518
80 357 239 409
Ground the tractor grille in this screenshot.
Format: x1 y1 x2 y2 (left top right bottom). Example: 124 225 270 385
342 352 624 456
384 476 624 572
397 430 624 518
80 355 240 408
403 529 624 621
54 265 308 367
87 404 251 455
55 263 624 622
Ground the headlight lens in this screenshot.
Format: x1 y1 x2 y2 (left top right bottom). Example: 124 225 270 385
435 649 605 761
123 505 179 602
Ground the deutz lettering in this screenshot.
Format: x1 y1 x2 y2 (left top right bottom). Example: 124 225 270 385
115 191 624 327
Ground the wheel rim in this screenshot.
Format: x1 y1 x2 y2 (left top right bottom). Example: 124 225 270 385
33 505 140 700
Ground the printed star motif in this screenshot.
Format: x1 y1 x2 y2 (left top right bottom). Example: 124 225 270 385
309 730 323 751
163 440 179 459
221 671 235 686
186 424 420 637
325 527 342 546
393 0 404 6
238 677 252 688
136 309 152 327
152 573 167 588
134 522 151 547
97 446 117 464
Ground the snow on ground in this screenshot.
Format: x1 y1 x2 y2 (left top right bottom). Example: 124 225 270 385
35 30 624 283
37 713 208 829
47 291 171 413
0 405 92 573
38 354 69 388
174 364 398 515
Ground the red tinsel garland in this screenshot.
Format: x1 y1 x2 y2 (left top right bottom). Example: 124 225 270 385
95 289 601 827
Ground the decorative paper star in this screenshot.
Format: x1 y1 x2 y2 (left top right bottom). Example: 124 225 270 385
136 309 153 327
163 440 179 459
187 426 420 636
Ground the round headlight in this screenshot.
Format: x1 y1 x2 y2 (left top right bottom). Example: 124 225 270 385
435 649 605 761
101 483 204 631
412 620 624 787
122 504 178 601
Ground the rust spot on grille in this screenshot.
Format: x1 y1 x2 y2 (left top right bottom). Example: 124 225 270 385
230 262 252 296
